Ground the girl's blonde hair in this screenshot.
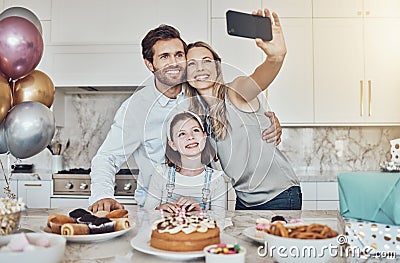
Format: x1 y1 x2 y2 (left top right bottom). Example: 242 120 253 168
185 41 231 140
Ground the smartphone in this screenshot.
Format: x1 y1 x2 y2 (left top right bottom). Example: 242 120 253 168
226 10 272 41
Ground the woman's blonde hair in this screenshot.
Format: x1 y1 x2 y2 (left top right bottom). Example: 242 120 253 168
185 41 231 140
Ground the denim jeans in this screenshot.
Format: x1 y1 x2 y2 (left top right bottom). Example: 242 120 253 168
235 186 302 210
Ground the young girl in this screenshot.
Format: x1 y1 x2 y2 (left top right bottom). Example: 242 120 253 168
144 111 227 212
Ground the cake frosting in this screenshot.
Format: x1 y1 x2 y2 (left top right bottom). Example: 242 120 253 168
150 213 220 252
152 214 217 234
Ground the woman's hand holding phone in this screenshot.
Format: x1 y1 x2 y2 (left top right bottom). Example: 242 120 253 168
253 8 287 61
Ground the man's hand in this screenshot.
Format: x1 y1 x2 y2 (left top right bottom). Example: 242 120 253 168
157 202 179 214
88 198 124 213
176 197 201 212
262 111 282 146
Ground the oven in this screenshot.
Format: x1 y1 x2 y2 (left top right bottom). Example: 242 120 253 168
51 168 138 208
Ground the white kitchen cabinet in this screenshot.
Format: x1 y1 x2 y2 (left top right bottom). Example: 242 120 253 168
314 19 364 123
51 0 209 45
300 182 316 210
313 0 400 18
363 19 400 123
43 45 150 86
18 180 51 208
262 1 313 124
316 182 339 201
211 0 262 80
211 18 263 80
266 18 314 124
300 182 316 200
314 14 400 124
211 3 314 125
316 182 339 210
0 180 17 199
48 0 209 86
300 181 339 210
262 0 312 18
212 0 260 18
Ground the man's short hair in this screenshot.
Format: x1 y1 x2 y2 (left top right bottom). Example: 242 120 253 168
141 24 188 63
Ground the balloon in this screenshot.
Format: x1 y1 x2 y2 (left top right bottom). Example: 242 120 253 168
0 16 43 80
0 76 12 122
0 6 42 35
5 101 55 159
14 70 55 107
0 121 8 154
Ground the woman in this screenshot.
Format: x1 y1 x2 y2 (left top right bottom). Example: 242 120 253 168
186 9 301 210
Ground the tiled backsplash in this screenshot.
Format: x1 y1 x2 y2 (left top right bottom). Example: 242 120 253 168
2 93 399 173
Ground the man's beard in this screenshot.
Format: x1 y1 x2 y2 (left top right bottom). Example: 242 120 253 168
153 65 187 87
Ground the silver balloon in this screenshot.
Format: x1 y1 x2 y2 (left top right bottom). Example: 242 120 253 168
0 120 8 154
0 6 42 34
4 101 55 159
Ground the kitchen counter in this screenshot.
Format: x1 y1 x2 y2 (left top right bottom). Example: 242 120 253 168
296 170 361 182
16 207 348 262
8 169 53 181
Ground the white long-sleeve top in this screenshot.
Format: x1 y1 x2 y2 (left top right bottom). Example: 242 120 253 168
144 164 227 210
89 79 188 206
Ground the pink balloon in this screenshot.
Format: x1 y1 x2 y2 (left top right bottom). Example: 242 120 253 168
0 16 43 80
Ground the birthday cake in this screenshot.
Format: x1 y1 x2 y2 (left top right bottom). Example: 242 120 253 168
150 212 220 252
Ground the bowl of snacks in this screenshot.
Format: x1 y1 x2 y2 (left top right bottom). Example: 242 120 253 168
0 232 66 263
263 221 339 263
0 198 25 235
203 243 246 263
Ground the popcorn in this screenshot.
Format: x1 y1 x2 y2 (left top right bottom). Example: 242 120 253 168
0 198 25 235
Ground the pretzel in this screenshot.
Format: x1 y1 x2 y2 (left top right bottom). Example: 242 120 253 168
268 222 338 240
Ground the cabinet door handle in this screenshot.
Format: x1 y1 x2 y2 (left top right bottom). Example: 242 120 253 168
368 80 372 116
360 80 364 116
24 183 42 187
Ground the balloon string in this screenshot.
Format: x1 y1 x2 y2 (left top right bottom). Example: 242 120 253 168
0 157 16 199
0 158 8 185
11 80 16 104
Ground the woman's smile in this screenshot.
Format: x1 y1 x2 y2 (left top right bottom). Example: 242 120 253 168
187 47 218 90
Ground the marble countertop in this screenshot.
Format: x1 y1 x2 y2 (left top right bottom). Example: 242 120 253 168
296 170 340 182
3 169 345 182
14 207 348 263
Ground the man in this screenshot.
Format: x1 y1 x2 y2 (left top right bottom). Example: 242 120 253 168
88 25 282 212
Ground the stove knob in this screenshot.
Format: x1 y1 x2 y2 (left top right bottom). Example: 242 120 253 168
65 182 73 189
80 183 88 190
123 183 132 191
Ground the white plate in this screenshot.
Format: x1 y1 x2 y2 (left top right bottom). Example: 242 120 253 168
243 218 339 244
243 226 266 243
130 232 204 260
42 223 134 243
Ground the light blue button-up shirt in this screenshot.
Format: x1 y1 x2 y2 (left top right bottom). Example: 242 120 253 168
89 78 188 206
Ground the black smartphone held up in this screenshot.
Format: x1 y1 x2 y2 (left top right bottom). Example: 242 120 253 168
226 10 272 41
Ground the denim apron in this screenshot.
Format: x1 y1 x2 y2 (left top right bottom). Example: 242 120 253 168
166 166 213 210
